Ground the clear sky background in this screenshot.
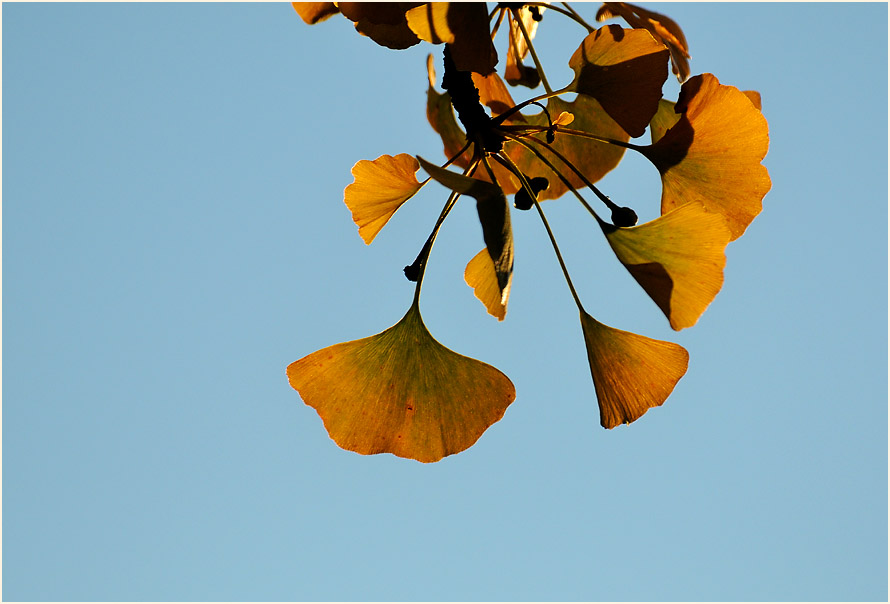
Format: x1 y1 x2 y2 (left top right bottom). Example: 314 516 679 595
3 2 887 601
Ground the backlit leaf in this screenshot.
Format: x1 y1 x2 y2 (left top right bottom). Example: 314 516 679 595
596 2 691 81
288 302 516 462
568 24 670 138
504 6 543 88
465 248 508 320
649 98 680 144
417 156 514 303
580 311 689 429
638 73 771 240
406 3 497 74
344 154 423 244
292 2 339 25
601 202 731 330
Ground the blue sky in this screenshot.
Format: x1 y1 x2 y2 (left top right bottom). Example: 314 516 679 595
3 2 887 601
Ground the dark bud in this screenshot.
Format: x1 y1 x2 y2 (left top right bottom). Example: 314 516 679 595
546 129 556 144
530 6 543 21
611 205 638 227
514 176 550 210
403 260 421 282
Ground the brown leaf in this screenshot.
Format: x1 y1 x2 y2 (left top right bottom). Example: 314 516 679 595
465 248 508 320
568 24 670 138
596 2 691 81
580 311 689 429
406 3 498 74
338 2 424 49
638 73 771 240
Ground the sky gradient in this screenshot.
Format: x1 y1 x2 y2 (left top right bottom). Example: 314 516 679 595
3 2 888 601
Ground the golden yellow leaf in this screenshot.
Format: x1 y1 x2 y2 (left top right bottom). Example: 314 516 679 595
580 311 689 429
639 73 771 240
344 154 423 244
649 98 680 144
602 203 731 330
568 25 670 138
465 248 508 320
292 2 339 25
287 302 516 462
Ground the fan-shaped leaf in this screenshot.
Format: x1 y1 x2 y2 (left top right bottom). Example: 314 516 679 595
596 2 691 81
338 2 423 50
601 202 731 330
638 73 771 240
344 154 424 244
288 302 516 462
465 248 508 320
568 25 670 138
580 311 689 429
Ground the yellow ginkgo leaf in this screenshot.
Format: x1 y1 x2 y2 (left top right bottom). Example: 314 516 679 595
344 153 424 244
639 73 771 240
406 3 497 75
601 202 732 330
580 311 689 429
568 24 670 138
287 301 516 462
465 248 508 320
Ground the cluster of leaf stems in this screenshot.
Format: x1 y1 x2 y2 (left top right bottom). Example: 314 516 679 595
409 3 643 316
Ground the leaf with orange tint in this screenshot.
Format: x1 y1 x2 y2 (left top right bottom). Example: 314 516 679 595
338 2 423 50
406 3 497 75
344 154 424 244
638 73 771 240
292 2 339 25
288 301 516 462
465 248 507 320
649 98 680 144
568 24 670 138
417 156 514 302
505 94 629 200
596 2 691 82
600 202 732 330
504 6 543 88
580 311 689 429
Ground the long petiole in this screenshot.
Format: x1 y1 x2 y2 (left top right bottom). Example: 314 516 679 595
492 152 585 311
491 87 571 125
558 2 597 32
410 159 479 304
500 132 602 220
518 133 626 216
510 7 552 94
557 127 644 152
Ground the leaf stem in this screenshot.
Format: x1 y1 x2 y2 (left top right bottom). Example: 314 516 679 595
558 2 596 32
493 152 585 312
410 160 479 305
510 7 552 94
557 127 645 152
491 86 572 125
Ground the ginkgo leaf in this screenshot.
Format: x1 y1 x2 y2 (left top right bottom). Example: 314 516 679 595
600 202 732 330
417 156 514 303
465 248 507 320
504 6 543 88
568 24 670 138
580 311 689 429
596 2 691 82
292 2 339 25
288 301 516 462
406 3 497 75
344 154 424 244
505 94 629 199
637 73 771 240
338 2 423 50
